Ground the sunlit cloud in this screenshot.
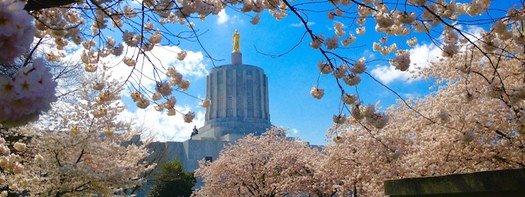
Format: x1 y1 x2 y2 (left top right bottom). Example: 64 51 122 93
102 44 208 87
44 36 210 142
119 106 206 142
217 9 230 25
370 43 441 84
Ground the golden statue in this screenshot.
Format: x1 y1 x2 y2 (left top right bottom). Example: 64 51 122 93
232 29 240 53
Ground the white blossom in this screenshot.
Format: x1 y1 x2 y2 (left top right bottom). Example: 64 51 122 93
351 57 366 74
406 37 417 47
341 34 356 46
317 60 333 74
342 93 358 104
0 0 35 64
356 27 366 35
343 74 361 86
310 86 325 99
310 34 324 49
13 142 26 152
0 58 57 127
184 111 195 123
333 114 346 124
179 79 190 91
333 64 347 78
389 50 411 71
334 22 345 37
251 14 260 25
200 98 211 108
156 81 173 96
325 35 339 50
177 50 187 61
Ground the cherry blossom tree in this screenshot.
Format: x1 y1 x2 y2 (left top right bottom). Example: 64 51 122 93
324 18 525 195
194 128 334 196
2 0 521 128
0 0 524 195
0 71 156 196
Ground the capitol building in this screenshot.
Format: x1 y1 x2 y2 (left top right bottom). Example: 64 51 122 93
139 30 273 195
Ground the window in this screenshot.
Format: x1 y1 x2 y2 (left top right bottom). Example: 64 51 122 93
205 156 212 162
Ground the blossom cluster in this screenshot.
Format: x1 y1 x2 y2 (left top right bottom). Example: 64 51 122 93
323 10 525 193
302 0 525 135
200 98 211 108
124 64 206 122
389 50 411 71
0 0 523 194
195 128 328 196
0 137 24 175
349 103 389 129
310 86 324 99
0 0 35 64
0 58 58 127
26 0 218 118
0 74 158 196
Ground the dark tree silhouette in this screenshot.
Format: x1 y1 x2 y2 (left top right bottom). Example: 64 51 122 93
148 159 196 197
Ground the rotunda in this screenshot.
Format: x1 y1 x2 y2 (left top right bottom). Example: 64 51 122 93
192 30 271 141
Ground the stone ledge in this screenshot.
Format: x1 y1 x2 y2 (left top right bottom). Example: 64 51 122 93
384 168 525 197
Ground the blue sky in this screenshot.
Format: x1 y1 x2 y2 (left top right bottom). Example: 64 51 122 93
57 0 516 145
145 4 437 145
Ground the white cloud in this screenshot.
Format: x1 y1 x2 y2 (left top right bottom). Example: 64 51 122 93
455 24 483 41
119 106 205 142
291 128 299 134
290 21 315 27
217 9 229 25
409 44 441 67
100 44 208 90
370 44 441 84
105 45 209 142
39 35 208 90
370 25 486 84
370 66 411 84
465 26 483 40
48 37 210 142
402 93 422 99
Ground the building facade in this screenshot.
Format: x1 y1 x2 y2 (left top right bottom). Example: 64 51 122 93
138 44 272 196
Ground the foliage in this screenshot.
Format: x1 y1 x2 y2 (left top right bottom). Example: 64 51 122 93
148 159 196 197
3 0 521 127
1 0 525 196
324 20 525 196
0 72 155 196
194 128 331 197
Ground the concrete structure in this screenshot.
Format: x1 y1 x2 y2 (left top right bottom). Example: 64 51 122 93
137 45 272 196
183 50 272 168
384 168 525 197
192 52 271 142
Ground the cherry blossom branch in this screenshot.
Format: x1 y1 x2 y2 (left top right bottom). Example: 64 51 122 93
421 5 508 95
75 149 84 164
22 37 43 68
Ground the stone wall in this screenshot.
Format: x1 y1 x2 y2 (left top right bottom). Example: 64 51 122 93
384 168 525 197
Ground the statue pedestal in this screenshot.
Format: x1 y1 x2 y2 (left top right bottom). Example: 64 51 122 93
231 52 242 65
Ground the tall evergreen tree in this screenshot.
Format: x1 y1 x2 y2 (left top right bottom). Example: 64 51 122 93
149 159 196 197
